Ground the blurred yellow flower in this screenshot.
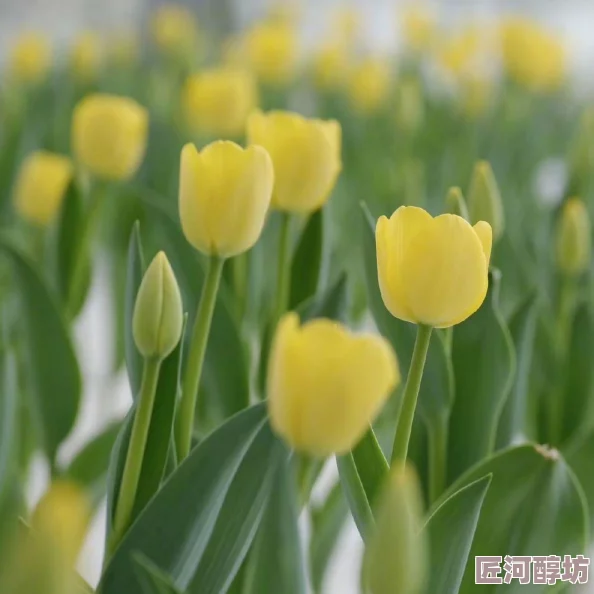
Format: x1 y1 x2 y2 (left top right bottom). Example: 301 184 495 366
556 198 591 276
72 93 149 181
247 110 341 213
179 141 273 257
70 32 103 83
267 312 399 456
500 17 565 92
376 206 492 328
312 42 350 91
348 58 392 114
9 32 52 85
334 6 361 45
182 68 258 137
244 21 298 86
13 151 73 227
152 3 199 58
437 27 481 78
109 31 140 67
400 4 437 53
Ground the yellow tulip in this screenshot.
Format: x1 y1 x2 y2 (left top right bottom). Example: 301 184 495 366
182 68 258 137
179 141 273 258
312 42 350 91
244 21 298 86
152 4 199 58
72 93 149 181
70 32 103 83
555 198 591 276
13 151 73 226
247 110 341 213
334 6 360 45
9 32 52 85
400 4 436 53
268 312 399 456
109 31 140 67
348 58 392 114
376 206 492 328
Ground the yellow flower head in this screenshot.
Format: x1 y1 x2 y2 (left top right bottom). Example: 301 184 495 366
348 58 392 114
400 4 437 53
109 31 140 67
247 110 341 213
244 21 298 86
312 42 351 91
268 312 399 456
376 206 492 328
13 151 73 227
179 141 273 258
436 25 495 80
334 6 361 45
182 68 258 137
556 198 591 276
72 93 149 181
70 32 103 83
152 3 199 58
10 32 52 85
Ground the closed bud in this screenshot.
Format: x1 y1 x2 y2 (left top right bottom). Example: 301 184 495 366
133 252 183 360
10 32 52 85
72 93 149 181
70 32 103 83
179 141 273 257
13 151 73 226
247 110 341 213
467 160 505 242
363 466 427 594
446 186 469 220
555 198 591 276
268 313 399 456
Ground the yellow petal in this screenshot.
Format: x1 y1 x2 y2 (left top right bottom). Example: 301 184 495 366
402 214 488 328
473 220 493 266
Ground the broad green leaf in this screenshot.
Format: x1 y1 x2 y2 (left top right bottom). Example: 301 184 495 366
66 422 121 506
309 482 349 594
100 404 285 594
134 555 181 594
125 222 146 398
0 237 81 461
448 271 515 482
243 459 306 594
565 427 594 528
441 444 589 594
424 475 491 594
289 208 325 309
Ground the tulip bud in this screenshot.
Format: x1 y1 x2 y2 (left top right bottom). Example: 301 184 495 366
133 252 183 360
363 466 427 594
70 32 102 83
152 4 199 59
181 68 258 137
467 161 505 242
179 141 273 258
13 151 73 227
400 5 436 53
72 93 149 181
555 198 591 276
446 186 469 220
348 58 392 114
267 313 399 456
397 79 424 133
247 110 341 213
10 32 52 86
312 42 350 91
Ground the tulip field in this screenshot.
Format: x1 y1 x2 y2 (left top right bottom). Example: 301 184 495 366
1 2 593 593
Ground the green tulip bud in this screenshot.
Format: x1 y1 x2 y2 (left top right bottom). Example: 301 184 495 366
556 197 592 276
446 186 469 220
363 466 427 594
468 160 505 242
133 251 183 360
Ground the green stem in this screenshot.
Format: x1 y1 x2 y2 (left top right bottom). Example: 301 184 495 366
391 324 433 467
232 251 248 322
176 255 224 461
273 212 292 326
428 416 448 504
110 356 161 553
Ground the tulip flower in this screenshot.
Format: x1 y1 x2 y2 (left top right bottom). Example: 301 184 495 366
555 198 591 277
467 161 505 242
400 4 437 53
312 42 350 91
9 32 52 85
72 93 149 181
151 3 199 60
267 312 399 456
181 68 258 137
347 58 392 114
13 151 73 227
70 32 103 83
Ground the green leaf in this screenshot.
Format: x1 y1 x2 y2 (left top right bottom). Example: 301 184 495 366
0 237 81 462
66 422 122 506
424 475 491 594
309 483 349 594
448 271 516 482
243 459 306 594
289 208 326 309
125 222 146 398
134 555 181 594
565 427 594 528
0 350 18 502
442 444 588 594
100 404 285 594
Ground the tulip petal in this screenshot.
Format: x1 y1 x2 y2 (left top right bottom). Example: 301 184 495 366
473 220 493 266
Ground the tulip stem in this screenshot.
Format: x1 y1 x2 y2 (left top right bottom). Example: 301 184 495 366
391 324 433 467
110 356 161 554
274 212 292 326
176 255 224 461
428 415 448 504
